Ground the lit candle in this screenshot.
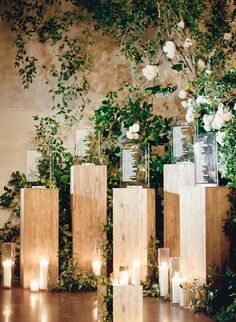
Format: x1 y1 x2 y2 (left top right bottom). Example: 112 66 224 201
119 271 129 285
171 272 181 304
3 260 12 288
39 259 49 290
131 259 141 286
30 279 39 292
112 278 119 286
179 279 190 308
159 262 169 296
92 260 101 275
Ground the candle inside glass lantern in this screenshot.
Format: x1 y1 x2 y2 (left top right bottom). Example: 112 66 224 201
39 259 49 290
179 279 190 308
131 259 141 286
158 248 170 297
119 266 129 285
30 279 39 292
171 272 181 304
92 260 101 275
3 260 12 288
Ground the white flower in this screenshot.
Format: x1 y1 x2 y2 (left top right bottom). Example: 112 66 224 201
178 90 187 99
234 103 236 111
211 105 233 130
223 33 232 41
216 131 226 146
126 131 134 140
185 106 194 123
163 41 176 59
129 123 140 133
142 65 159 81
203 114 214 132
196 95 210 105
132 133 139 140
177 20 185 30
197 59 206 71
205 69 212 76
183 38 192 48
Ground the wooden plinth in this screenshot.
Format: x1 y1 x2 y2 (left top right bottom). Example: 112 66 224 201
113 285 143 322
20 188 59 289
180 186 230 284
113 188 155 282
164 164 195 256
71 164 107 273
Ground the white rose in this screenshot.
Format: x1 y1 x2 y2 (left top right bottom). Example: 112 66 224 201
185 107 194 123
211 114 225 130
177 20 185 30
223 108 233 122
197 59 206 70
126 131 134 140
203 114 214 132
132 133 139 140
183 38 192 48
142 65 159 81
163 41 176 60
223 33 232 41
178 90 187 99
216 132 226 146
129 123 140 133
196 95 210 105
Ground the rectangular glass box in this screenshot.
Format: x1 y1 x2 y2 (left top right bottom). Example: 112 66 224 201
194 133 218 186
172 123 195 163
121 144 149 188
75 128 93 158
26 150 41 182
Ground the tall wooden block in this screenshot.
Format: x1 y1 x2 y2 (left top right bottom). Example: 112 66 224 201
20 188 59 289
113 286 143 322
71 164 107 273
113 188 155 282
164 164 195 256
180 186 230 284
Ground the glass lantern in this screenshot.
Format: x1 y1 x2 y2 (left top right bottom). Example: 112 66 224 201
119 266 129 285
1 243 15 288
158 248 170 297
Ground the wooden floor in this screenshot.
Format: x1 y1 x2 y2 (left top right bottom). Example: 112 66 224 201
0 288 213 322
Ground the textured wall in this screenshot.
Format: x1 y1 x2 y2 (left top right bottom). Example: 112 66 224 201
0 17 185 226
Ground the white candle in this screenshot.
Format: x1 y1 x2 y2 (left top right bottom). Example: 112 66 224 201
92 260 101 275
179 279 190 308
30 279 39 292
112 278 119 286
3 260 12 288
172 272 180 303
159 262 169 296
39 259 49 290
131 259 141 286
119 271 129 285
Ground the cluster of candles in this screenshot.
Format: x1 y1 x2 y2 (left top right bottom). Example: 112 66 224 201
158 248 190 308
30 259 49 292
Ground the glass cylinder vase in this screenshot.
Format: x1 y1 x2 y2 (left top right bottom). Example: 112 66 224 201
158 248 170 297
1 243 15 288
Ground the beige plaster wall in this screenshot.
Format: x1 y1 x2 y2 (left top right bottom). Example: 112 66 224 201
0 15 185 226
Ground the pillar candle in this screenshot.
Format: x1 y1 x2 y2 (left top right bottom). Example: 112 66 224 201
3 260 12 288
39 259 49 290
131 259 141 286
92 260 101 275
159 262 169 296
119 271 129 285
30 279 39 292
171 272 181 304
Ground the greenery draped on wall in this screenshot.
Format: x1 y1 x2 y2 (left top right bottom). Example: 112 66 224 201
0 1 236 321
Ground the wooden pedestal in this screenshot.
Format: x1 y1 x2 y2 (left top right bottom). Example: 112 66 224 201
71 164 107 273
20 188 59 289
180 186 230 284
113 286 143 322
164 164 195 256
113 188 155 282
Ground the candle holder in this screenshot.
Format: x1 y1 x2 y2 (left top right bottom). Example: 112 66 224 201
92 238 103 275
131 251 141 286
30 279 39 292
179 279 190 309
158 248 170 297
1 243 15 288
169 257 181 303
39 258 49 290
119 266 129 285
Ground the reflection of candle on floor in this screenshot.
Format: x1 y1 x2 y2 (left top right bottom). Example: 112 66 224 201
179 279 190 308
120 271 129 285
3 260 12 288
39 259 49 290
92 260 101 275
131 260 141 286
172 272 180 303
159 262 169 296
30 279 39 292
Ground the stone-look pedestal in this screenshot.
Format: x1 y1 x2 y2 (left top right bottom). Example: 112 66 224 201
180 186 230 284
113 188 155 282
20 188 59 289
164 164 195 256
71 164 107 274
113 286 143 322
